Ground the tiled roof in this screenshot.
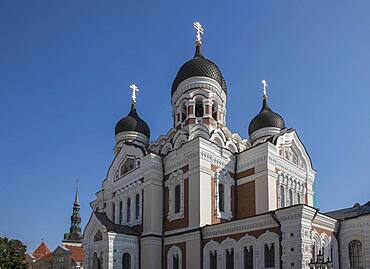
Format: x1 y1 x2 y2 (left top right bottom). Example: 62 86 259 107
32 242 51 261
65 245 84 263
94 211 140 236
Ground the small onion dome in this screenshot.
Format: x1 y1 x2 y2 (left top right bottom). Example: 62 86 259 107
115 102 150 139
248 97 285 136
171 43 227 96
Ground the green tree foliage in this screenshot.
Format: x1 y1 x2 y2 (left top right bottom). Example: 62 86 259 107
0 237 27 269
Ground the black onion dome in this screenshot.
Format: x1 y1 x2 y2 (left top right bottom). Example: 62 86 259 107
115 103 150 138
248 98 285 136
171 44 227 95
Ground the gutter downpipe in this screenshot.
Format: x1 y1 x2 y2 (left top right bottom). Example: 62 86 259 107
271 211 283 269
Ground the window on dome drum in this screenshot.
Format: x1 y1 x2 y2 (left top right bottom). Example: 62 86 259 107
126 198 131 222
195 99 204 117
264 244 275 268
218 184 225 212
93 230 102 242
119 201 123 224
212 103 218 121
289 189 294 206
135 193 140 219
244 247 253 269
181 102 187 122
173 255 179 269
210 251 217 269
120 158 135 176
112 202 115 223
349 240 363 268
226 249 234 269
122 253 131 269
174 185 181 214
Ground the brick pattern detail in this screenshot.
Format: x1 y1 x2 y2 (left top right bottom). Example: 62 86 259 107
164 242 186 269
237 181 256 218
235 167 255 180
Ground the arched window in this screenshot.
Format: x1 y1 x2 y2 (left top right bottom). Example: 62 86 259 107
297 193 301 204
112 202 115 223
92 252 101 269
289 189 294 206
99 252 103 269
120 158 135 176
264 243 275 268
126 197 131 222
280 186 285 208
244 246 253 269
212 102 218 121
349 240 363 268
122 253 131 269
210 251 217 269
135 193 140 220
167 245 182 269
218 184 225 212
174 185 181 214
195 99 204 117
226 249 234 269
119 201 123 224
94 230 102 242
181 102 187 122
172 255 179 269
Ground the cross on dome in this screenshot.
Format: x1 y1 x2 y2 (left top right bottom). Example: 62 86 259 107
130 84 139 103
193 21 204 44
261 79 268 98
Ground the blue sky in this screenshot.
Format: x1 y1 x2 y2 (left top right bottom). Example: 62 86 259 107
1 0 369 252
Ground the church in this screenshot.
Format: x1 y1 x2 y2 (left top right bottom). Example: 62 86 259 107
82 22 370 269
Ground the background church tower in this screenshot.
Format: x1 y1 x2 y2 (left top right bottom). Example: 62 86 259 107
62 185 83 246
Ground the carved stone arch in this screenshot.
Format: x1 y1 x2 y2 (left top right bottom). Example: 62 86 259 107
220 237 237 268
189 124 210 140
256 231 280 269
173 131 188 150
121 247 137 269
167 245 182 269
225 141 238 153
203 240 220 269
237 234 257 269
161 142 173 155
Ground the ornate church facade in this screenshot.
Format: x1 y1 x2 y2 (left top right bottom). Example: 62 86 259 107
82 23 370 269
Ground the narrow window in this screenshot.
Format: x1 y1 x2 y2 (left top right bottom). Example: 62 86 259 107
195 99 204 117
289 189 294 206
280 186 285 208
226 249 234 269
181 103 187 122
112 202 115 223
297 193 301 204
264 243 275 268
122 253 131 269
135 193 140 220
210 251 217 269
349 240 363 268
244 246 253 269
126 198 131 222
219 184 225 212
173 255 179 269
212 103 218 120
174 185 181 214
119 201 123 224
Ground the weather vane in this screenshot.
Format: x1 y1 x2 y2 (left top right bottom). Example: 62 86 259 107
261 80 268 98
193 21 204 44
129 84 139 103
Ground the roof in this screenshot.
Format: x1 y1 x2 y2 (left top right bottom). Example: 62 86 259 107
171 44 227 95
325 201 370 220
32 242 51 261
94 211 140 236
115 102 150 139
64 245 84 263
248 98 285 136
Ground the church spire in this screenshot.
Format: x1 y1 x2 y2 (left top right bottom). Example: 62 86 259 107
63 181 82 245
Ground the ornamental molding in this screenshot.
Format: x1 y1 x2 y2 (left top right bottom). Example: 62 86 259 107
166 170 185 222
199 149 235 172
202 214 278 239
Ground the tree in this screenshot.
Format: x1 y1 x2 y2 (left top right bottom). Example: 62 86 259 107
0 237 27 269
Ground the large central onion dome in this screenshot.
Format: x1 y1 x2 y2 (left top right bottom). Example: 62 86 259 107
248 97 285 136
115 102 150 139
171 44 227 95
